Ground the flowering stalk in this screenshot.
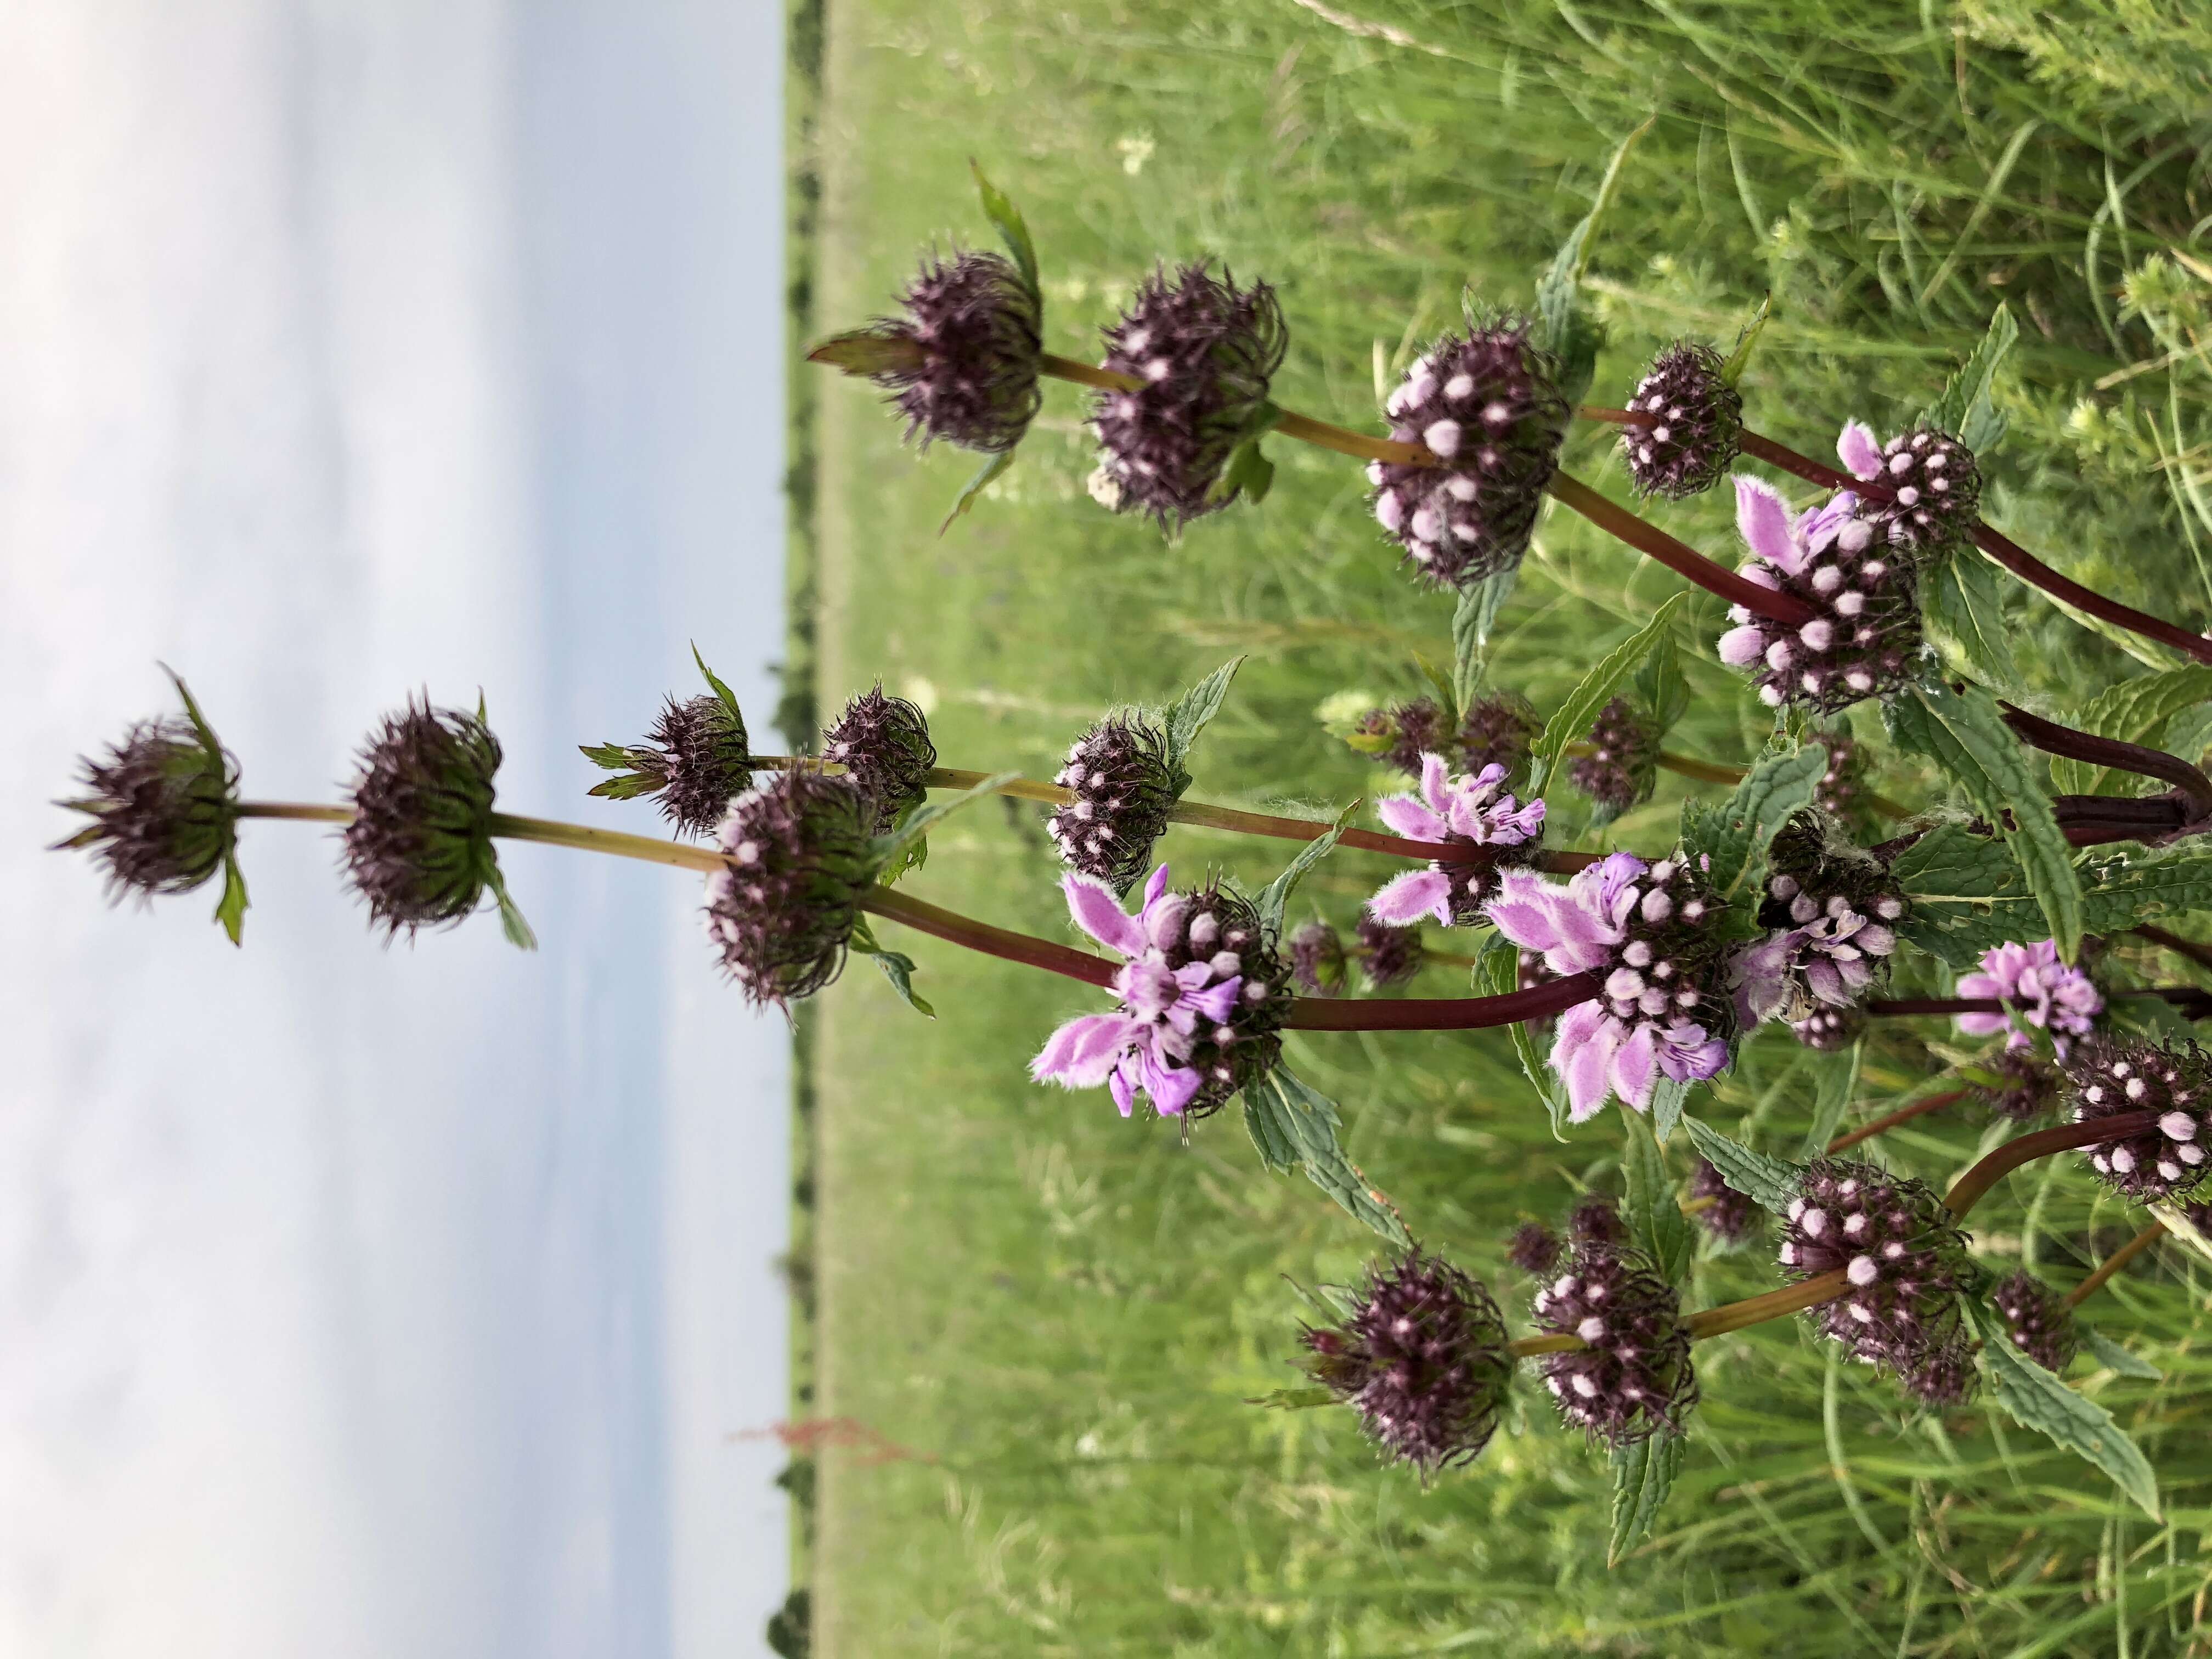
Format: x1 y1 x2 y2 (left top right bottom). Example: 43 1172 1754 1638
1997 702 2212 823
1565 740 1915 817
2062 1221 2166 1310
1585 407 2212 667
1868 989 2212 1020
1824 1088 1968 1154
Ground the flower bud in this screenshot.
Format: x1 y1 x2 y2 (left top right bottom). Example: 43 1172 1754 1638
705 771 877 1008
1354 914 1424 991
1567 695 1659 815
824 686 936 834
1532 1234 1697 1447
1972 1047 2061 1122
1689 1157 1760 1246
1506 1221 1562 1275
1620 341 1742 499
583 667 755 839
1048 715 1177 893
1865 427 1982 556
1790 1005 1864 1052
1989 1268 2078 1374
343 698 532 947
1289 919 1348 996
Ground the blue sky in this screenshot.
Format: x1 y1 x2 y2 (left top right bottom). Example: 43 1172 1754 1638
0 4 789 1654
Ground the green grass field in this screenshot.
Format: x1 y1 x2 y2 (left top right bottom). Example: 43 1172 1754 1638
791 1 2212 1651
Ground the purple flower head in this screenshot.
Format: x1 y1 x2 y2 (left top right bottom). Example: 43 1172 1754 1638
704 770 876 1008
2065 1035 2212 1202
1297 1251 1514 1478
1791 1005 1865 1052
1567 696 1660 816
1090 263 1287 529
1365 755 1547 929
823 686 936 834
58 674 241 908
1973 1047 2062 1122
1506 1221 1563 1275
1956 939 2103 1056
1838 421 1982 558
1290 919 1348 996
1486 851 1735 1121
1990 1269 2078 1375
1567 1193 1627 1246
1355 914 1425 991
1689 1158 1761 1246
1030 866 1291 1120
1715 477 1923 712
1532 1237 1697 1447
343 698 530 946
1046 715 1178 894
1620 341 1743 500
810 249 1042 454
1780 1159 1976 1400
1350 692 1539 782
1898 1335 1981 1408
1369 320 1570 589
1731 878 1901 1029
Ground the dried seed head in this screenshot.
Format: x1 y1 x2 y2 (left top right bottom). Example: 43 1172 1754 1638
704 770 878 1008
809 250 1042 454
1048 715 1178 893
1091 263 1288 528
1532 1236 1698 1447
1567 695 1660 815
1290 919 1348 996
2064 1034 2212 1202
1865 427 1982 557
823 686 936 834
58 673 241 908
1299 1251 1514 1477
1370 320 1570 589
1621 341 1743 499
1989 1268 2078 1375
1355 914 1424 991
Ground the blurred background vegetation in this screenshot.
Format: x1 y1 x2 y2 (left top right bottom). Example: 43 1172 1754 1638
780 0 2212 1651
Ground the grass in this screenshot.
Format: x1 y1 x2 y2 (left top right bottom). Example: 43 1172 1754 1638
791 0 2212 1651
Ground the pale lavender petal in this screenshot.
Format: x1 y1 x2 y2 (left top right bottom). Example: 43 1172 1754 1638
1420 751 1452 813
1377 792 1448 842
1657 1022 1731 1083
1958 971 2001 1001
1187 977 1242 1024
1717 625 1768 668
1837 420 1882 481
1030 1012 1138 1087
1610 1023 1661 1111
1144 1059 1203 1118
1557 1009 1624 1124
1064 872 1144 957
1734 475 1803 575
1370 868 1455 928
1802 957 1847 1006
1172 960 1215 990
1485 870 1564 950
1108 1064 1137 1118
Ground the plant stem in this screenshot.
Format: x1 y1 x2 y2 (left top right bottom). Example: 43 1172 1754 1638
1826 1089 1967 1154
1941 1110 2160 1216
1036 354 1429 466
236 802 353 825
2135 925 2212 975
1283 968 1603 1030
2063 1221 2167 1310
485 812 730 874
1578 409 2212 669
1997 702 2212 822
858 884 1118 988
1543 472 1818 625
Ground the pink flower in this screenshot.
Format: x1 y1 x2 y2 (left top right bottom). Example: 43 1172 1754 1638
1728 896 1897 1028
1366 754 1546 929
1957 939 2104 1056
1030 865 1273 1118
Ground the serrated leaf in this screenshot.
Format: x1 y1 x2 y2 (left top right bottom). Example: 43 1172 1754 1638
1801 1040 1863 1160
1649 1075 1690 1145
1452 569 1518 713
1963 1297 2160 1518
940 447 1017 535
805 328 928 379
1413 653 1459 729
1681 1116 1799 1211
1244 1069 1412 1245
585 772 662 801
865 946 935 1018
1481 938 1571 1137
970 160 1040 302
1919 303 2018 453
1161 657 1246 788
1622 1110 1691 1284
1922 551 2022 693
1887 683 2081 960
579 741 639 772
1212 435 1276 506
1608 1431 1685 1564
1694 742 1831 901
1633 630 1692 739
214 853 249 947
1254 804 1356 933
1717 292 1771 387
870 770 1017 870
2079 1325 2162 1380
1529 593 1689 795
692 642 747 729
2050 666 2212 797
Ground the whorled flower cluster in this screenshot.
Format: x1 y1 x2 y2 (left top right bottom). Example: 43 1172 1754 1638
704 770 877 1008
1489 851 1734 1121
1356 915 1424 990
1031 866 1292 1119
1531 1231 1697 1447
1567 695 1659 816
1972 1047 2062 1121
342 698 516 940
1047 715 1178 893
1619 341 1743 500
1295 916 1426 994
824 686 937 834
1298 1252 1515 1477
1956 939 2103 1057
2066 1035 2212 1202
584 691 756 838
1368 321 1570 589
1791 1005 1864 1052
816 250 1042 454
1506 1221 1562 1275
1365 756 1547 929
1348 692 1538 782
1989 1268 2078 1375
1089 263 1286 528
1717 479 1922 712
1731 811 1905 1027
1779 1159 1978 1404
1838 421 1983 557
59 698 240 904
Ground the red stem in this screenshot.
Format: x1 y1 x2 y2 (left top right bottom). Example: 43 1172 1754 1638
1544 471 1818 625
1826 1089 1967 1153
2136 925 2212 975
1998 702 2212 821
1283 968 1603 1030
859 886 1119 988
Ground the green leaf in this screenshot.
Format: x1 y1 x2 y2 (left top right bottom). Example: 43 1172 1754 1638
213 853 249 947
1649 1075 1690 1146
1480 938 1570 1137
2049 665 2212 797
584 772 662 802
1212 435 1277 506
1254 804 1357 933
692 642 747 727
1633 630 1691 739
1250 1386 1338 1410
940 448 1017 535
1962 1297 2160 1519
1800 1039 1863 1160
1452 569 1519 714
1607 1431 1685 1565
1531 119 1652 404
1922 551 2022 693
579 741 639 772
1413 652 1459 730
1680 1116 1799 1212
1528 593 1689 795
2079 1325 2162 1381
1886 683 2081 960
1622 1110 1691 1285
865 946 935 1018
870 771 1017 871
1160 657 1246 788
804 328 928 379
1918 303 2018 453
970 160 1041 304
1692 742 1831 901
1243 1069 1412 1245
1717 292 1772 387
484 865 538 952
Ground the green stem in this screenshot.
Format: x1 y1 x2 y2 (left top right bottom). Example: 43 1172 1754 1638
236 802 353 825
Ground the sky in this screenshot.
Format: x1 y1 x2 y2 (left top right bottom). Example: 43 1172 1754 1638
0 4 790 1656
